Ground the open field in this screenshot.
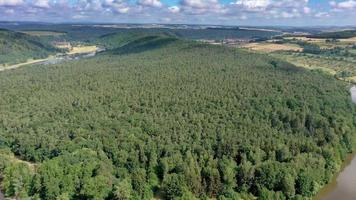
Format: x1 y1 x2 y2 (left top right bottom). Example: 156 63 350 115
21 30 66 36
241 42 302 52
0 57 52 71
347 76 356 82
284 36 356 48
239 34 356 84
66 45 99 55
272 52 356 82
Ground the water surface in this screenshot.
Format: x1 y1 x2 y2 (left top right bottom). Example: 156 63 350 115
351 85 356 103
314 154 356 200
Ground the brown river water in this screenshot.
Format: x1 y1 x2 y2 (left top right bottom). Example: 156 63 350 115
314 154 356 200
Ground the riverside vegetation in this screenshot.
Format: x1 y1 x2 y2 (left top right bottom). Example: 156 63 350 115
0 32 355 200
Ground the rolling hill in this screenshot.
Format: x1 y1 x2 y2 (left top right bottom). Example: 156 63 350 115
0 29 59 65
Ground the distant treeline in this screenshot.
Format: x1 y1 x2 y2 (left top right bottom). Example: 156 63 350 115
0 23 281 42
308 30 356 39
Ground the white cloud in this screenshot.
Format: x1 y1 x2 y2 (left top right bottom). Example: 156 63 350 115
103 0 130 13
180 0 226 14
181 0 219 9
330 0 356 9
303 6 311 14
138 0 162 8
233 0 271 11
0 0 353 25
168 6 180 13
0 0 23 6
34 0 50 8
315 11 330 18
4 8 14 14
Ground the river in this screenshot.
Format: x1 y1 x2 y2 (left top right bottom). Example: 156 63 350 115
314 154 356 200
352 85 356 104
314 86 356 200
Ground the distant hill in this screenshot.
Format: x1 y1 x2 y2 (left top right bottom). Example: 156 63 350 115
308 30 356 39
97 31 176 50
0 29 59 65
0 23 282 42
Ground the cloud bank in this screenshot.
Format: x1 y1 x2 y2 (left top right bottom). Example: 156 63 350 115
0 0 355 26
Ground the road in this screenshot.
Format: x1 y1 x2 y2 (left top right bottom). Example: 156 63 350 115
0 45 99 72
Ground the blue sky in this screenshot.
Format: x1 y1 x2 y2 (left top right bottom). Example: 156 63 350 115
0 0 355 26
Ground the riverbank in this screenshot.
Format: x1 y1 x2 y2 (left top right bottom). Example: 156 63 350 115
314 153 356 200
351 85 356 103
0 45 100 72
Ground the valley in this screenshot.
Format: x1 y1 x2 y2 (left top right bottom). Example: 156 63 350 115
0 45 100 72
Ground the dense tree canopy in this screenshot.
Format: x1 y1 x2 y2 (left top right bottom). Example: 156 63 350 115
0 35 355 200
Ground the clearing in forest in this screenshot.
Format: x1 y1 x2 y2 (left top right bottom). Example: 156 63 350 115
242 42 303 52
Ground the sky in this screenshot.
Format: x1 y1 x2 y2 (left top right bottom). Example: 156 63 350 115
0 0 356 26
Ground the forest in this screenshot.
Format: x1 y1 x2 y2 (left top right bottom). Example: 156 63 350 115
0 33 355 200
0 29 59 65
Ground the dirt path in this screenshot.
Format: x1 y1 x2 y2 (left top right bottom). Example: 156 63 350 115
0 57 52 72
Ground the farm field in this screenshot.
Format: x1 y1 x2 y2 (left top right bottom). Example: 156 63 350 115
239 34 356 83
284 36 356 48
241 42 303 53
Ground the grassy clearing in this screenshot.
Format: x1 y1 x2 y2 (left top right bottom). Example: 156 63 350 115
241 42 302 52
0 150 36 171
239 35 356 83
271 52 356 83
0 57 53 71
347 76 356 82
67 45 99 55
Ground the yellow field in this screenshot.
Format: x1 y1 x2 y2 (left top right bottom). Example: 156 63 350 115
347 76 356 82
0 57 52 72
67 45 99 55
242 42 303 53
21 31 66 36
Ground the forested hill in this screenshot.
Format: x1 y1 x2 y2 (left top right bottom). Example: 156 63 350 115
0 35 355 200
308 29 356 39
0 29 58 65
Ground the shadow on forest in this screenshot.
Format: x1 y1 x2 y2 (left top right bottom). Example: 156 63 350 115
108 35 178 55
